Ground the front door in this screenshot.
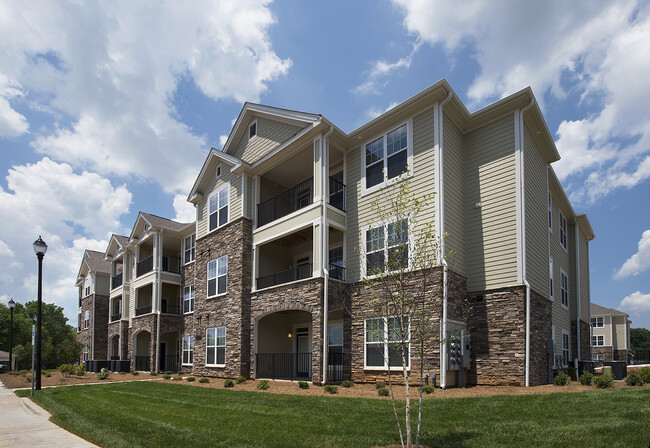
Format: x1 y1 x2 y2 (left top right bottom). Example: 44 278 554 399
296 332 310 378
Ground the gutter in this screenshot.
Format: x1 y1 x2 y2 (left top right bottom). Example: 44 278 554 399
437 91 452 389
92 273 96 360
321 126 334 386
574 221 581 362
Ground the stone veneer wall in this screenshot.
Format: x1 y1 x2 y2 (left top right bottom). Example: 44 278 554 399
592 346 614 361
528 291 552 386
614 349 629 362
191 217 252 378
76 295 93 363
129 314 157 371
93 294 109 360
348 268 467 385
580 320 591 361
250 278 324 382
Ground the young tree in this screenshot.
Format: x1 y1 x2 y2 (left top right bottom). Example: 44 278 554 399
354 175 451 448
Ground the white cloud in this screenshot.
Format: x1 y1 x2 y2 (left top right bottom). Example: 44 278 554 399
0 75 29 137
389 0 650 203
0 157 131 320
615 230 650 279
0 0 291 193
366 101 400 120
173 194 196 223
355 40 421 95
219 135 229 148
619 291 650 314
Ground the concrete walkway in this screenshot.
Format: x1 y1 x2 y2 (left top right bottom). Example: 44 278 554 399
0 381 97 447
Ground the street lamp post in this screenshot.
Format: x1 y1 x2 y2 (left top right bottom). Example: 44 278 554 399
8 298 15 371
33 236 47 390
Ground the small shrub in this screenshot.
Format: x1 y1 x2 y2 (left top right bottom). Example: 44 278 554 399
639 367 650 383
186 376 195 382
423 385 435 394
45 372 51 377
341 380 354 388
223 379 234 387
323 385 338 394
97 368 110 380
131 371 139 376
150 371 157 376
235 376 246 384
567 366 577 381
257 380 270 390
162 374 171 380
178 371 185 375
377 387 390 396
199 377 209 383
18 369 29 375
593 373 613 389
375 381 386 389
625 371 644 386
173 376 183 381
119 371 126 375
553 371 570 386
74 365 85 376
298 381 309 389
580 371 593 386
165 371 172 375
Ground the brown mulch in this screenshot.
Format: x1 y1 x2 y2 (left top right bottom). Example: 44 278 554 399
2 371 648 399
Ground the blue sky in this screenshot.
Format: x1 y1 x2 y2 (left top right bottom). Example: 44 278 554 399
1 0 649 330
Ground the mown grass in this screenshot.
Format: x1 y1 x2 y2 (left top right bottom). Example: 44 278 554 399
17 382 650 448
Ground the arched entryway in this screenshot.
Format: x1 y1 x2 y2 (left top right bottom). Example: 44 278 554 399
255 310 313 381
134 330 151 371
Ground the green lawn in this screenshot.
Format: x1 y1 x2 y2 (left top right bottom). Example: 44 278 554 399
18 382 650 448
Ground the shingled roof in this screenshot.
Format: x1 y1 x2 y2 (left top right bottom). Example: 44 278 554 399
591 303 628 317
84 250 111 274
141 212 193 233
114 234 129 248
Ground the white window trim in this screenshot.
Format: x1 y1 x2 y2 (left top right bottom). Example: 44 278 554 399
361 218 412 279
559 211 568 252
562 330 570 368
207 183 230 234
363 315 411 371
248 119 258 141
184 234 196 265
591 317 604 328
84 310 90 329
549 257 554 301
183 284 195 314
560 268 569 310
205 327 226 367
182 335 194 366
592 335 605 346
215 163 222 179
360 119 414 196
207 255 228 299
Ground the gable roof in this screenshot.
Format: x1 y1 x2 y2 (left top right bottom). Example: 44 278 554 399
140 212 193 233
85 250 111 274
104 234 130 260
591 303 628 317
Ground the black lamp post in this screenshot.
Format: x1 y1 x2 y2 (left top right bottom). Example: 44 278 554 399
8 298 15 371
33 236 47 390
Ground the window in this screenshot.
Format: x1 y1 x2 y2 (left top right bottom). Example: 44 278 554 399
593 353 605 361
249 120 257 140
562 332 570 367
206 327 226 366
591 317 604 328
84 276 91 296
548 193 553 232
184 234 195 264
84 310 89 329
83 344 89 362
207 256 227 297
365 316 410 369
183 285 195 314
559 212 567 250
560 269 569 308
328 323 343 354
592 335 605 346
549 257 554 300
365 219 409 275
209 186 229 231
182 336 194 365
364 123 410 190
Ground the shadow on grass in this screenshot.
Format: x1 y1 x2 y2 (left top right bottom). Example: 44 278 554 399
419 430 475 448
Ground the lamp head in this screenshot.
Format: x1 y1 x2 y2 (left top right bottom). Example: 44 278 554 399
33 236 48 256
8 298 15 309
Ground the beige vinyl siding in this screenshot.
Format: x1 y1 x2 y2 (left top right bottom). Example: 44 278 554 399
568 222 578 321
592 323 609 346
346 107 436 282
524 123 549 298
247 175 254 218
464 114 517 291
95 274 110 295
443 114 465 275
579 230 591 322
232 117 303 164
614 317 628 349
196 165 242 239
550 196 571 340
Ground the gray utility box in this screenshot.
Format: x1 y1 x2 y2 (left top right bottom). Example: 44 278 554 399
447 330 471 370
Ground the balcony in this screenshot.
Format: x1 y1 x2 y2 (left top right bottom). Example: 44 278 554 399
111 272 123 289
329 177 346 212
135 305 152 316
110 313 122 322
257 263 313 290
136 256 153 277
255 352 312 381
161 304 181 315
329 264 346 281
136 255 181 277
258 177 313 227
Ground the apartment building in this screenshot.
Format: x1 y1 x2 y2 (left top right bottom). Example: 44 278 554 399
77 79 594 387
591 303 631 363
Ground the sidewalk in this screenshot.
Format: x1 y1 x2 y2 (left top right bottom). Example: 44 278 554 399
0 381 97 447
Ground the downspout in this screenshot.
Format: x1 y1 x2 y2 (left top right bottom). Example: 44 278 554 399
574 221 581 362
91 273 96 360
321 125 334 386
438 91 452 389
155 232 162 373
519 98 535 387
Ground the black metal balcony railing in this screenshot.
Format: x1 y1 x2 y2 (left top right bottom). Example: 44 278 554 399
161 355 180 373
110 313 122 322
162 256 181 274
256 263 313 290
135 305 152 316
257 177 313 227
135 356 150 372
328 352 349 383
329 177 346 212
136 256 153 277
256 353 312 381
328 264 346 281
111 272 123 289
161 304 181 315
